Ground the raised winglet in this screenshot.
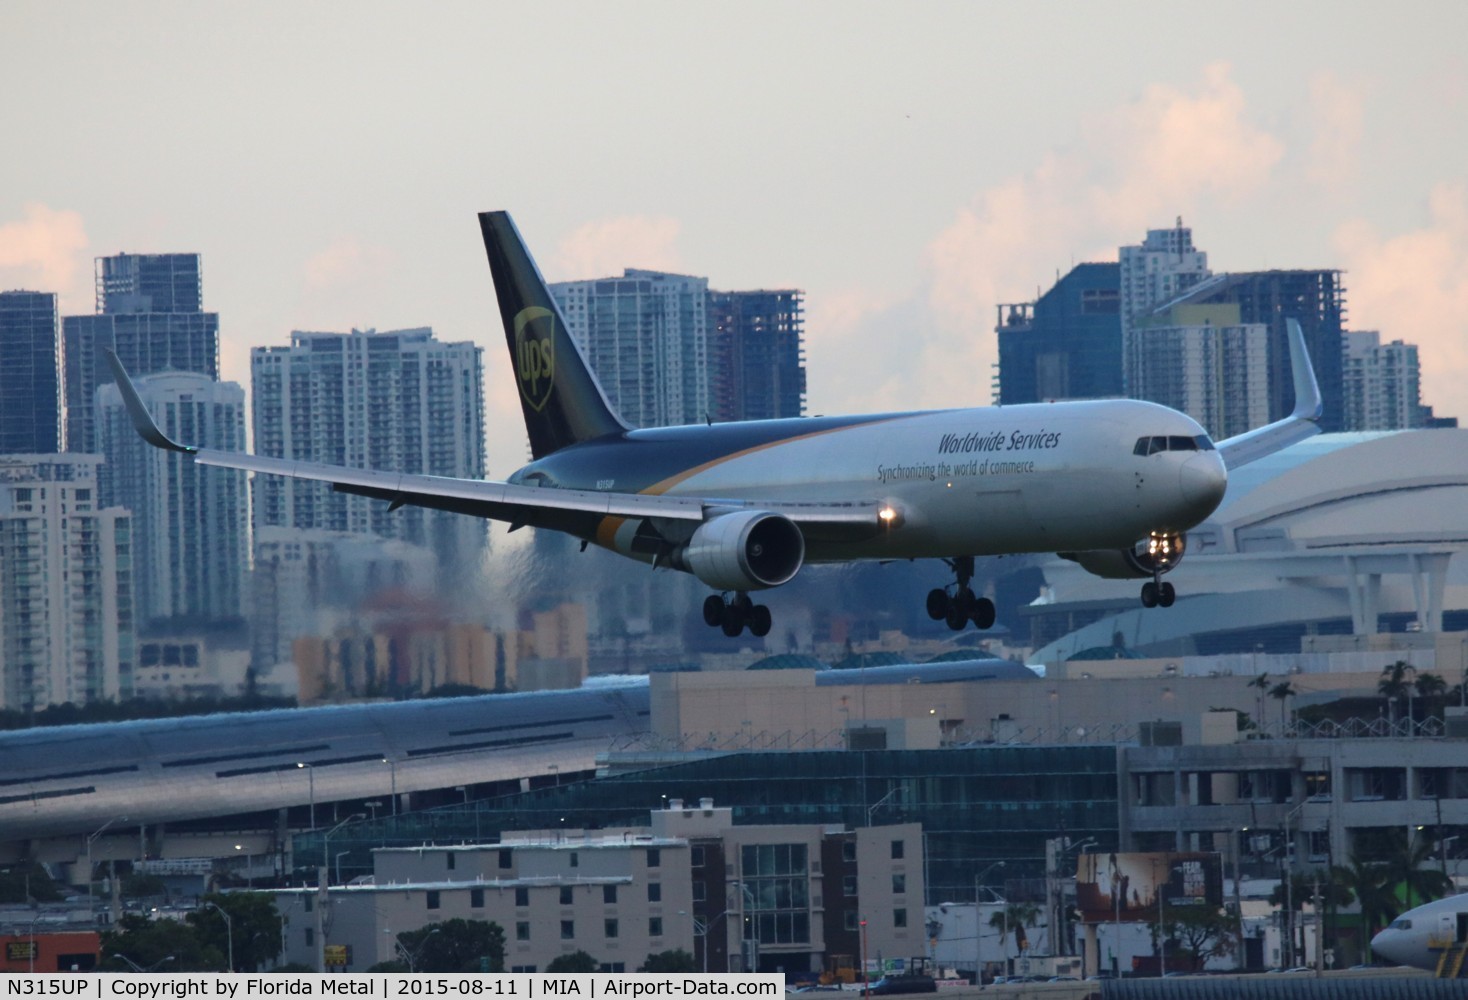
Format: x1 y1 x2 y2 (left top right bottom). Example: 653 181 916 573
103 349 196 454
1215 318 1323 470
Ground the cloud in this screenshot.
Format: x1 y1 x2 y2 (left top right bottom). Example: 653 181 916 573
809 62 1285 415
1335 183 1468 420
1306 71 1367 193
302 238 394 289
546 215 682 281
0 203 90 310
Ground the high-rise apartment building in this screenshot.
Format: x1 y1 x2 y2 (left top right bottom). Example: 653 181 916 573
1118 220 1211 395
995 263 1123 405
0 290 61 454
62 253 219 453
1127 302 1269 440
551 270 710 428
0 455 132 711
97 372 247 628
1161 271 1347 432
1342 331 1424 431
250 328 486 585
708 289 806 422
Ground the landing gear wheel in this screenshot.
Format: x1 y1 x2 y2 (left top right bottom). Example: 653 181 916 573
926 589 949 620
945 606 968 631
721 603 746 637
1158 581 1176 608
971 597 997 630
749 604 772 638
703 594 725 626
1140 581 1158 608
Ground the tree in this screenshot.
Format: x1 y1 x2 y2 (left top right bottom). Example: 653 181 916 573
1413 672 1449 722
546 950 599 973
1150 904 1236 971
638 950 697 973
186 892 282 972
1378 830 1453 913
1377 661 1416 725
988 901 1041 954
399 919 506 974
1269 681 1296 731
0 862 63 904
1248 674 1271 733
101 913 222 972
1268 868 1354 966
1343 858 1397 959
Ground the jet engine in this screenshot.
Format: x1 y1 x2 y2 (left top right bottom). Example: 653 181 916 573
675 510 806 591
1059 532 1187 579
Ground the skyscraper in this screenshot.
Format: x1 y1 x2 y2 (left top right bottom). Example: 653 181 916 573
1118 220 1212 395
0 290 61 454
1342 331 1424 431
995 263 1123 405
1127 301 1269 440
1158 271 1347 432
63 253 219 453
0 455 133 711
250 328 486 585
97 372 247 628
551 270 710 428
708 289 806 422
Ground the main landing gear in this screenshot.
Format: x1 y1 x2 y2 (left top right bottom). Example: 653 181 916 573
704 592 772 638
925 555 996 631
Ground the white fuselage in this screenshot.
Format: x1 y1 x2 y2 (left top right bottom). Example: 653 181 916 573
1371 893 1468 971
606 397 1227 563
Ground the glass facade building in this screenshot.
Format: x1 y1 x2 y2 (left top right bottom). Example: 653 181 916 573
310 745 1121 903
0 291 61 455
996 263 1123 405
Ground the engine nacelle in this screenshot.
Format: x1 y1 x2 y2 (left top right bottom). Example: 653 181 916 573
677 510 805 591
1059 532 1187 580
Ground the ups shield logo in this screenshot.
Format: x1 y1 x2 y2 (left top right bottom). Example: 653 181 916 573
513 306 556 412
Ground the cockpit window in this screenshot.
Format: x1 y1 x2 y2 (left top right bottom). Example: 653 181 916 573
1135 435 1215 456
1388 918 1412 930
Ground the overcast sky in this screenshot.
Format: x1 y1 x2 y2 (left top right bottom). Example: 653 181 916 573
3 1 1467 478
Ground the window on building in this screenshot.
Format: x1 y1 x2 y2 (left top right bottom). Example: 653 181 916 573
843 875 857 897
561 921 575 940
892 874 906 895
891 840 904 860
570 852 579 868
692 846 705 868
649 917 663 937
515 887 529 907
692 882 705 902
845 911 859 932
499 849 513 869
894 908 907 929
843 841 857 863
648 882 661 902
604 885 617 904
426 891 441 910
647 848 661 868
605 919 619 939
1305 771 1332 800
305 928 314 947
471 888 484 908
516 922 530 942
561 886 574 905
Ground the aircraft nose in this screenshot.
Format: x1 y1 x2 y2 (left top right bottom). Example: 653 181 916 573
1370 926 1407 965
1179 451 1227 519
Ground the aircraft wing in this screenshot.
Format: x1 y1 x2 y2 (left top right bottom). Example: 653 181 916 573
1214 318 1323 470
103 350 885 533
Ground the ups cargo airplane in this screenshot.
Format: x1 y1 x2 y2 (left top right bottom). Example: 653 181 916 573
1371 894 1468 975
106 211 1323 638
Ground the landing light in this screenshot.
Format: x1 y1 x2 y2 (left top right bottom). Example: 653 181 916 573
878 506 901 528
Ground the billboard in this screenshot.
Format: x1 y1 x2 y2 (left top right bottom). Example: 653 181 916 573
1074 851 1223 923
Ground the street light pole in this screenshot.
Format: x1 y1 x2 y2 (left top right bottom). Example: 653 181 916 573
296 762 315 829
86 816 126 912
202 901 234 972
974 861 1005 983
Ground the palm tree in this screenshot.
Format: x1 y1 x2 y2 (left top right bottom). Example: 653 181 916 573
1343 857 1396 960
1269 681 1296 732
1379 829 1454 913
1377 661 1416 725
988 901 1042 958
1413 672 1448 723
1248 673 1271 733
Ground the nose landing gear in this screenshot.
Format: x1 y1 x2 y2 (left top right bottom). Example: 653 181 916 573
925 556 997 631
